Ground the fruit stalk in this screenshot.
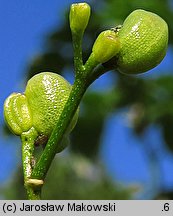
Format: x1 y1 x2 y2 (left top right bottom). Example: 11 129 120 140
21 127 40 199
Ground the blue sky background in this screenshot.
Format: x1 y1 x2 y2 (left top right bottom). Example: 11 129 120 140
0 0 173 199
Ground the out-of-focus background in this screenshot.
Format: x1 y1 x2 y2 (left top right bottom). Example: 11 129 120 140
0 0 173 199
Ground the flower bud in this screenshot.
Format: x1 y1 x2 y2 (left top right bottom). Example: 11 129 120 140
69 3 91 34
92 30 121 63
117 9 168 74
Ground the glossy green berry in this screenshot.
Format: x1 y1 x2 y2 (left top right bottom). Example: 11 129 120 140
4 93 32 135
92 30 121 63
4 72 78 149
25 72 78 136
117 9 168 74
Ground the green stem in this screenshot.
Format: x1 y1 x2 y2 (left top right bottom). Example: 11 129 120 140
90 63 111 83
72 32 84 73
25 187 41 200
31 58 109 181
30 23 110 186
84 53 99 74
21 127 40 200
31 78 89 180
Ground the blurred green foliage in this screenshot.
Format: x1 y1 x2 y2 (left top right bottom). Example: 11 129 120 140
2 0 173 199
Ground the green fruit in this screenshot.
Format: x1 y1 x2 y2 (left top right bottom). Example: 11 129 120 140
4 93 32 135
4 72 78 150
117 9 168 74
25 72 78 136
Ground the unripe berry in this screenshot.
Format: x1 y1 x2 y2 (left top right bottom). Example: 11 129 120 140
25 72 78 137
4 93 32 135
4 72 78 152
117 9 168 74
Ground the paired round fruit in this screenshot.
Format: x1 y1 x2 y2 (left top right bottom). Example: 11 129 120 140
4 72 78 147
